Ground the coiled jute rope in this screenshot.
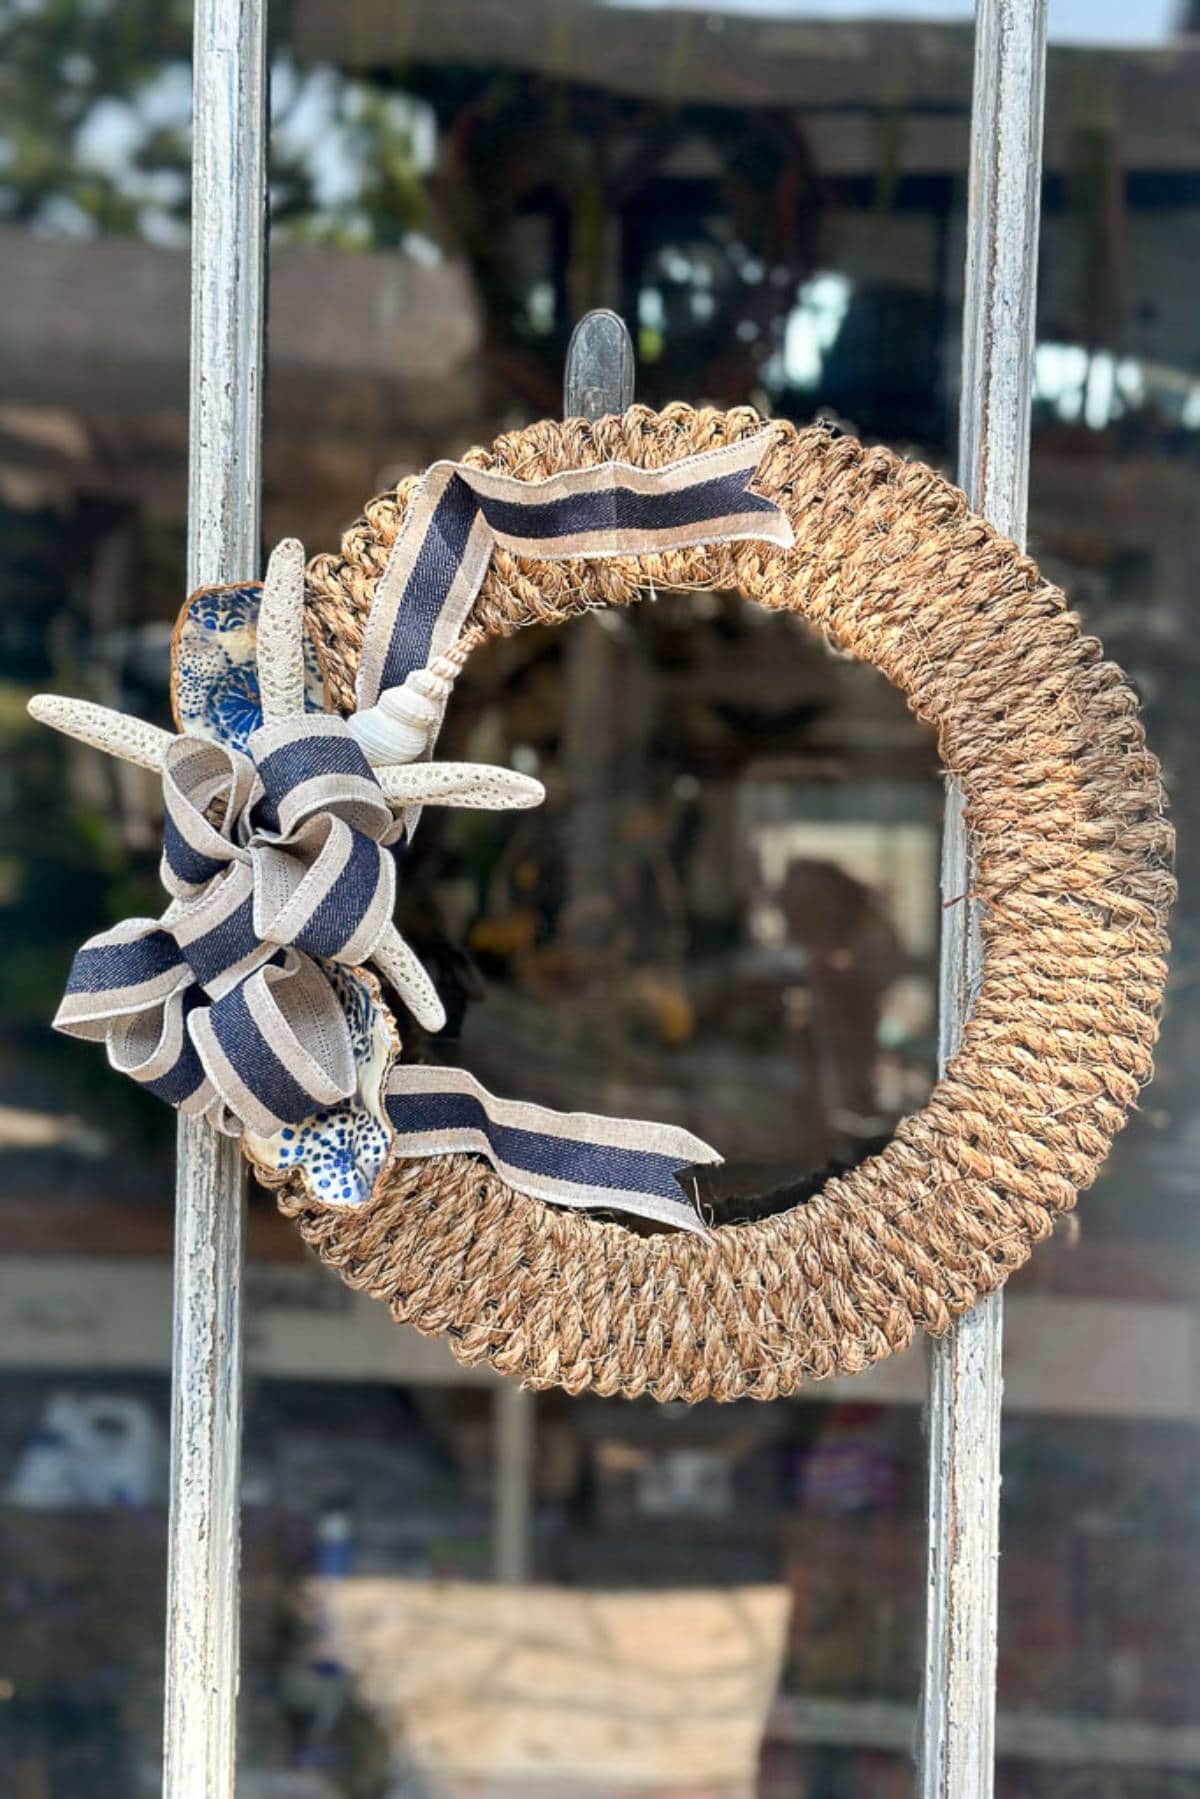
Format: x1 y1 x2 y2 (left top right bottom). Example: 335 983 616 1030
276 405 1173 1402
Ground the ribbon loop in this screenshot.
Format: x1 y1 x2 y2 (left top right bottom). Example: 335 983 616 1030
248 716 393 840
170 860 268 999
161 737 254 897
251 815 395 966
55 714 399 1140
54 919 214 1116
106 985 214 1117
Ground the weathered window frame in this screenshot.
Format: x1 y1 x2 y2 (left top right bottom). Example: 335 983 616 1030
162 3 1048 1794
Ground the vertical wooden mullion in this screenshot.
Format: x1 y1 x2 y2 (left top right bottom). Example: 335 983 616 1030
163 0 266 1792
918 3 1048 1795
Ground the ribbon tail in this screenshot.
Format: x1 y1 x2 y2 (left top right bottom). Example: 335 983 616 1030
383 1064 718 1235
466 429 793 562
355 467 493 710
355 430 793 710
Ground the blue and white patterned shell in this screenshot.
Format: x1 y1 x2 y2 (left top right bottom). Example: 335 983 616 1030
173 581 327 752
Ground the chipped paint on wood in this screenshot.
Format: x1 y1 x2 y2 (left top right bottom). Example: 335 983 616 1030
163 0 266 1792
919 2 1048 1795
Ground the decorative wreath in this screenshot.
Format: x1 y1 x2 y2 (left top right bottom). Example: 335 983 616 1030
33 406 1173 1402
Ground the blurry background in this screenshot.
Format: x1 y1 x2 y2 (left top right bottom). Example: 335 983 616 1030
0 0 1198 1793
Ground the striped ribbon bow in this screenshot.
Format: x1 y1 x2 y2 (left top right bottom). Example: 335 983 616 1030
33 432 793 1233
54 717 401 1139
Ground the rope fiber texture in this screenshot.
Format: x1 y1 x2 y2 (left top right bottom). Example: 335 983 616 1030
276 405 1173 1402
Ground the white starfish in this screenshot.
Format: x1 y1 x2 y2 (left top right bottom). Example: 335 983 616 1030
28 537 544 1036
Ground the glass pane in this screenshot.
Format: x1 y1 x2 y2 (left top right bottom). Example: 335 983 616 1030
0 3 191 1789
992 3 1200 1791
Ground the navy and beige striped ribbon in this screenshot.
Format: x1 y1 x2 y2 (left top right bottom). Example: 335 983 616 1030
55 717 395 1142
55 433 791 1232
356 429 793 709
382 1066 719 1233
358 430 793 1233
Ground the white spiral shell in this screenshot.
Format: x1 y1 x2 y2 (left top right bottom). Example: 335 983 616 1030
346 655 461 766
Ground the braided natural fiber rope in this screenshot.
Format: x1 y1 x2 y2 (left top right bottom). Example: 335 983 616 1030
276 405 1173 1402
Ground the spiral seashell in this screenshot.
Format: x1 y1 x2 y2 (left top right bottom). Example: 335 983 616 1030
346 654 461 766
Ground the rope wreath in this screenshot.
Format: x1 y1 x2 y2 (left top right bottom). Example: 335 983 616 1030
270 404 1174 1402
30 402 1171 1400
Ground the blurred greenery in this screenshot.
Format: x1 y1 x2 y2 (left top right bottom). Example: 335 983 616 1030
0 0 193 236
0 0 430 247
0 0 824 407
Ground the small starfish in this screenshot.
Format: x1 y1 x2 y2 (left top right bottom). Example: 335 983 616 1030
29 537 544 1037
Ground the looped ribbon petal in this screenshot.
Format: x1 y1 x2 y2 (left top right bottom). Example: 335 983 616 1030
55 717 396 1141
